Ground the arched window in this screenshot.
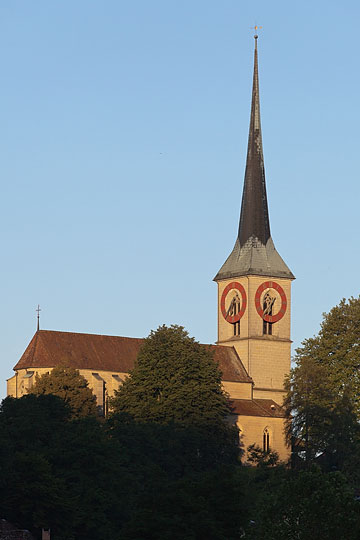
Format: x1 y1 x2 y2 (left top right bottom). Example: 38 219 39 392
263 428 270 452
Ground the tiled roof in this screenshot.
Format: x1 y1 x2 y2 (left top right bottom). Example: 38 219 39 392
13 330 253 384
208 343 252 383
230 398 285 418
14 331 143 373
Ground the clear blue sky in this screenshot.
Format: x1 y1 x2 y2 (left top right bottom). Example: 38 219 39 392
1 1 359 398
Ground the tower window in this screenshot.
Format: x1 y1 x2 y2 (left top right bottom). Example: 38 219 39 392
227 293 241 336
262 291 276 336
263 320 273 335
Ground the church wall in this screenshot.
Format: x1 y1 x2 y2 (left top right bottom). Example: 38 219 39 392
237 415 289 463
253 388 286 406
218 276 291 344
10 367 257 408
247 276 292 339
9 365 290 464
217 276 292 342
217 275 292 403
79 369 126 401
9 368 38 396
8 367 126 405
246 339 291 398
217 276 250 344
6 374 17 397
223 381 252 399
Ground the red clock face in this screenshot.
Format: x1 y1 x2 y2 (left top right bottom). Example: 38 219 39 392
255 281 287 323
220 282 247 323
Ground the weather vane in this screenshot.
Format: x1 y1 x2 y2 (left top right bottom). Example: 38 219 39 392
36 304 41 331
250 25 263 39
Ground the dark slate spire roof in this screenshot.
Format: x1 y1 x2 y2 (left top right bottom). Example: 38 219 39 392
214 36 294 281
238 36 269 248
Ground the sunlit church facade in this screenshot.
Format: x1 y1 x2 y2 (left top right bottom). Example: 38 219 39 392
7 35 294 463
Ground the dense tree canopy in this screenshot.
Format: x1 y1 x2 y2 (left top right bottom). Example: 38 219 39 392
30 365 97 418
246 443 279 468
3 306 360 538
247 468 360 540
4 316 360 538
111 325 231 427
285 296 360 468
0 394 248 540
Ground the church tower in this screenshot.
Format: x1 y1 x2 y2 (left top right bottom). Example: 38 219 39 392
214 34 294 406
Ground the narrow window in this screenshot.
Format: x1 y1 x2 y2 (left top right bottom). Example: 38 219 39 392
263 291 276 336
263 428 270 452
105 392 109 416
229 293 241 336
263 321 273 335
103 381 106 417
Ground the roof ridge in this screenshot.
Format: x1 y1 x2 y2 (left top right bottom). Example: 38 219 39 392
38 329 144 340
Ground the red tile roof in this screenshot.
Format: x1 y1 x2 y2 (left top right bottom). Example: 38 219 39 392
13 330 253 384
229 398 285 418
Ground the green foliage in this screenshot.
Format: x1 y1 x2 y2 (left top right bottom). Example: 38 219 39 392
49 415 136 540
246 443 279 468
0 395 136 540
111 325 231 428
0 396 246 540
2 394 360 539
247 468 360 540
107 413 238 474
285 297 360 468
0 395 72 534
30 365 97 418
120 466 249 540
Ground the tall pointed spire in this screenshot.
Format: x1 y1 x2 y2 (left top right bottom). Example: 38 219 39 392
238 34 270 247
214 35 294 281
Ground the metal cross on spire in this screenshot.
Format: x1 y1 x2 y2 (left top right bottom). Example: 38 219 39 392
36 304 41 331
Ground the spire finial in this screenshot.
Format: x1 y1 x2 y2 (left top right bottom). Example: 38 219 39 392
36 304 41 331
251 25 262 45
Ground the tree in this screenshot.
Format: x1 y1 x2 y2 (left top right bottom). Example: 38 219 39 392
247 468 360 540
120 466 250 540
246 443 279 468
111 325 232 428
30 365 97 418
0 395 72 536
0 395 137 540
285 297 360 469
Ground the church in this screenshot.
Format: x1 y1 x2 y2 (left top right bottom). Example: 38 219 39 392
7 34 294 463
